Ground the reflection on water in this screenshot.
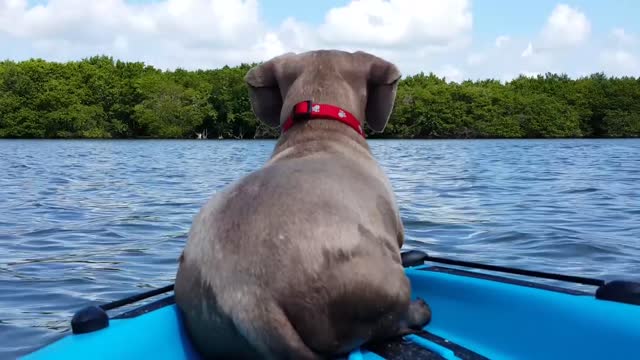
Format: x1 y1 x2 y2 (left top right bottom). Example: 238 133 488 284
1 138 639 357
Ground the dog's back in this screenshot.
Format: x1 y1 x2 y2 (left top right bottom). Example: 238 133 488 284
175 50 430 359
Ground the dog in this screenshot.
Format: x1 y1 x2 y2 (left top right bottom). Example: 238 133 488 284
174 50 431 360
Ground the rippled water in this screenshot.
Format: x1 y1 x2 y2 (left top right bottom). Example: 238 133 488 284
1 138 639 358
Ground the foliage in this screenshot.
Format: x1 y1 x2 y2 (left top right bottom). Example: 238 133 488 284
0 56 638 139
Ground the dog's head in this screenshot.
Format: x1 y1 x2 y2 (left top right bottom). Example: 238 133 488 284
244 50 401 133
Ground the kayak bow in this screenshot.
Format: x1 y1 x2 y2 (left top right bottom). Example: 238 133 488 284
23 250 640 360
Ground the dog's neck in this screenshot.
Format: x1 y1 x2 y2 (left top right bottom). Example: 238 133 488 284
269 118 372 163
281 101 365 138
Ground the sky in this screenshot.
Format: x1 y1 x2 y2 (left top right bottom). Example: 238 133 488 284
1 0 638 82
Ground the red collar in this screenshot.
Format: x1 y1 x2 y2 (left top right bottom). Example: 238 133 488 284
282 100 365 138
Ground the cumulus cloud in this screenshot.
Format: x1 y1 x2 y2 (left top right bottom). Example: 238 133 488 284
318 0 472 50
263 0 474 75
0 0 474 73
540 4 591 49
457 3 597 82
495 35 510 48
1 0 262 44
600 50 640 76
0 0 271 68
610 28 636 47
521 42 534 58
439 64 464 83
466 52 488 66
0 0 638 82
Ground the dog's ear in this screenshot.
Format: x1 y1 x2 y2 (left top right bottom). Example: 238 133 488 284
245 52 295 128
357 52 402 133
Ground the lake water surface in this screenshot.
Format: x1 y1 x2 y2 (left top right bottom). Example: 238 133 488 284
1 139 639 358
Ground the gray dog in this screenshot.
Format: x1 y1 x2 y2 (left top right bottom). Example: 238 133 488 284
174 50 431 360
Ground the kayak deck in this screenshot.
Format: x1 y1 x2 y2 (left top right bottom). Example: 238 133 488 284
23 251 640 360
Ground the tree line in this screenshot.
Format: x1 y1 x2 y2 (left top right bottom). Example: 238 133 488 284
0 55 638 139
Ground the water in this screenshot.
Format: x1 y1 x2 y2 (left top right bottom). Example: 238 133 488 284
1 138 639 358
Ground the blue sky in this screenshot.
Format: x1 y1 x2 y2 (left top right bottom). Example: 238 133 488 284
3 0 639 81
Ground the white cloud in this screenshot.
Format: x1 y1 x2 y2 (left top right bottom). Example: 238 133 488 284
2 0 260 43
466 52 488 66
439 64 464 83
540 4 591 49
600 50 640 76
0 0 267 68
0 0 473 73
0 0 638 82
596 27 639 77
455 4 598 82
521 42 534 58
273 17 316 53
495 35 510 48
610 27 636 46
318 0 472 49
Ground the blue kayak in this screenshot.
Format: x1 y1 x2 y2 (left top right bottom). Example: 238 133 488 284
22 250 640 360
